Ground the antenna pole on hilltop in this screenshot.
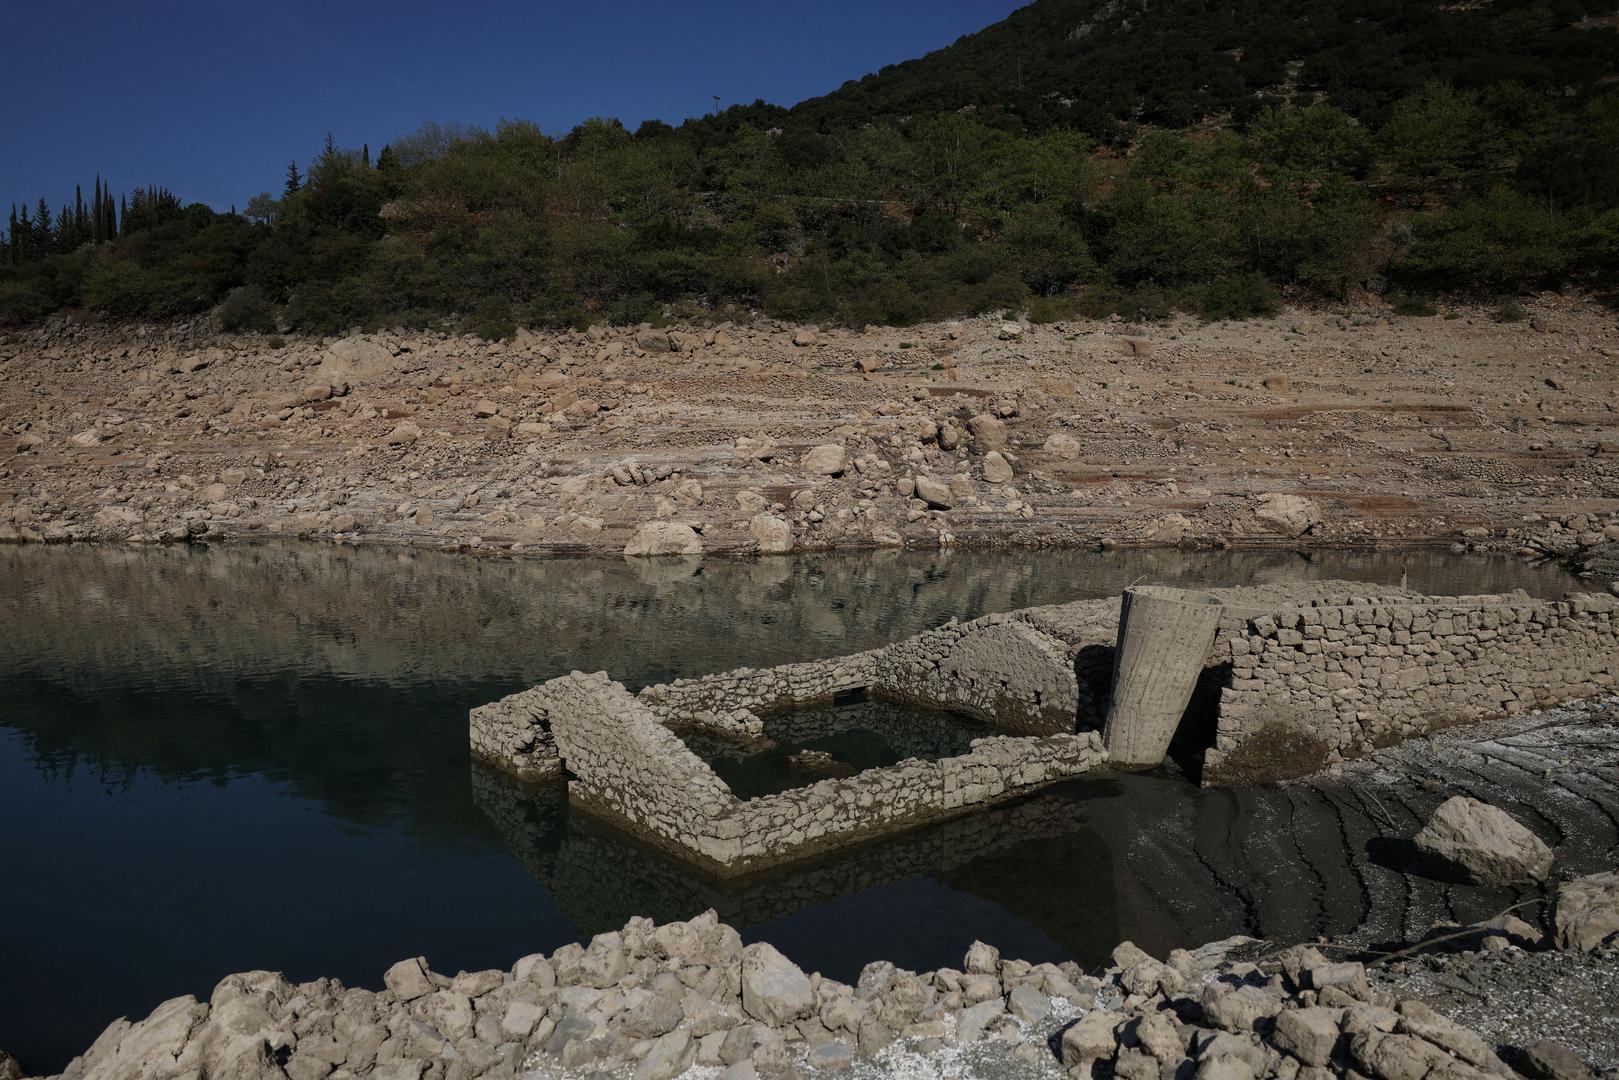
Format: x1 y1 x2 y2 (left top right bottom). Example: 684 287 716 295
712 95 721 116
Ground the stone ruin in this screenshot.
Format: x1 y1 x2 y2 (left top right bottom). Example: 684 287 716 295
470 581 1619 874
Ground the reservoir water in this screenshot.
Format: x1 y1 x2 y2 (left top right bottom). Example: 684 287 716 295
0 543 1599 1072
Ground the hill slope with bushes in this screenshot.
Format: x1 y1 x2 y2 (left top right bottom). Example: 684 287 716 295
3 0 1617 332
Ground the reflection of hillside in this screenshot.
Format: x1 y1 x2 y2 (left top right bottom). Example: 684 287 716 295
0 545 1573 696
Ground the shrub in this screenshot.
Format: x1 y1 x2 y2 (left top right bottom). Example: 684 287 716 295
1391 293 1438 316
217 285 278 332
1199 273 1283 321
1493 298 1527 322
1025 294 1086 324
469 296 516 341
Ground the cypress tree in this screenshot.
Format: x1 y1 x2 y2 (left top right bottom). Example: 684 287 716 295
285 160 301 196
361 142 371 168
92 177 103 244
35 198 52 252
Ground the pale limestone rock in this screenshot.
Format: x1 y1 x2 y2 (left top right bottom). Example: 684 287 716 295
1414 795 1553 884
623 522 703 558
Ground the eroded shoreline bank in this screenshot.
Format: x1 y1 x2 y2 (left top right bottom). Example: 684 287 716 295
3 303 1617 562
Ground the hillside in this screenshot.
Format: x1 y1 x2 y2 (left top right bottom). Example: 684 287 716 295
2 1 1617 332
793 0 1619 136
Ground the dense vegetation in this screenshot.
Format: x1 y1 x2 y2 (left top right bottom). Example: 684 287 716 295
4 0 1617 333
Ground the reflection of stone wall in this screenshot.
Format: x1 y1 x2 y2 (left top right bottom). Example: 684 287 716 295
1208 592 1619 782
468 760 1104 939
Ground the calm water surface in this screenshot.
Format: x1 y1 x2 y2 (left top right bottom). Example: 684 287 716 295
0 544 1584 1071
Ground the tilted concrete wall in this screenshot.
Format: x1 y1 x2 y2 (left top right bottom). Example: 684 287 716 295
1205 592 1619 782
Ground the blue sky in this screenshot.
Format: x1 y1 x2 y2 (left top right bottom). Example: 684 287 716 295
5 1 1026 216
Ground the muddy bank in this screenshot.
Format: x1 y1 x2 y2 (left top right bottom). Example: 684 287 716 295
2 302 1617 561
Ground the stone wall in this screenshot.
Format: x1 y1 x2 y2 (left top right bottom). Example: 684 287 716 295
479 670 1106 875
468 687 563 782
541 672 741 867
636 652 881 738
1206 592 1619 782
872 615 1085 734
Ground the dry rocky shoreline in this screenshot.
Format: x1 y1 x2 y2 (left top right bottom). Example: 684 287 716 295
17 865 1618 1080
2 299 1617 562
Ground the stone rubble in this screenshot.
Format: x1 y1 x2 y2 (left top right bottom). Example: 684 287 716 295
32 870 1619 1080
3 307 1616 562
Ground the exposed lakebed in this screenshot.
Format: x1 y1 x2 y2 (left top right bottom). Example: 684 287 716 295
0 543 1603 1072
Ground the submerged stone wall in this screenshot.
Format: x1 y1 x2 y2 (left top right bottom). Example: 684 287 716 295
468 686 563 782
488 671 1107 875
468 581 1619 873
1206 592 1619 782
872 615 1084 734
637 652 881 738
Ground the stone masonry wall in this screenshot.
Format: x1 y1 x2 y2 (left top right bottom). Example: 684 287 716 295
498 671 1106 875
872 615 1084 734
636 652 881 738
468 687 563 782
1206 591 1619 782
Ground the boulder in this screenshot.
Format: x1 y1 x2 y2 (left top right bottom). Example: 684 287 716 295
792 328 819 347
634 1030 693 1080
968 414 1008 450
0 1050 20 1080
1517 1040 1597 1080
1253 493 1320 537
1043 432 1081 459
623 522 703 558
749 513 794 555
383 957 436 1001
1553 871 1619 952
635 329 671 353
740 942 814 1026
803 444 846 476
914 476 954 510
982 451 1014 483
317 338 396 384
1061 1009 1123 1066
1006 983 1050 1025
964 940 1000 974
1413 795 1553 884
383 422 421 446
805 1041 854 1070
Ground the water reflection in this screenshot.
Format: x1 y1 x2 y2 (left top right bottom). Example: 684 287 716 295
0 543 1582 1072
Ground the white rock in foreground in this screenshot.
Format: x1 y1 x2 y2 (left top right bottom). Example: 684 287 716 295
739 941 813 1026
1413 795 1553 884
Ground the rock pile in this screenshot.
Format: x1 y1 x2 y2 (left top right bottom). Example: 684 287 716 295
38 872 1619 1080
